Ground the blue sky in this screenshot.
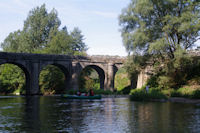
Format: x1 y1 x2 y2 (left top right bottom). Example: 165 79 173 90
0 0 130 56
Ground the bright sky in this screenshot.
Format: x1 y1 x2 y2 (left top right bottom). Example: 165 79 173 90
0 0 130 56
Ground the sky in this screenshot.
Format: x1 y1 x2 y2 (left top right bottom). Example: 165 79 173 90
0 0 130 56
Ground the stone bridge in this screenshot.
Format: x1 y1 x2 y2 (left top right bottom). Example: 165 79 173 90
0 52 125 95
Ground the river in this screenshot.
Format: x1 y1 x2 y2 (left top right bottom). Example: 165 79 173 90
0 96 200 133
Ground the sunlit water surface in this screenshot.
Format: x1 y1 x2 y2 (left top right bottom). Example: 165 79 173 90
0 96 200 133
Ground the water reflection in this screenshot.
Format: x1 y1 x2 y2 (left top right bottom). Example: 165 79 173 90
0 96 200 133
21 96 41 132
130 102 200 133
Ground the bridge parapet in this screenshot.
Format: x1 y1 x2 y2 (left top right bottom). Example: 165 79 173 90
0 52 126 63
0 52 89 61
88 55 126 64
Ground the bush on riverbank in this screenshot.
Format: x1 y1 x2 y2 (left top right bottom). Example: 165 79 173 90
93 89 113 95
129 86 200 101
170 87 200 99
129 87 167 101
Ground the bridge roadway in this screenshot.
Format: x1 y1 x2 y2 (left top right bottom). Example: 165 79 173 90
0 52 125 95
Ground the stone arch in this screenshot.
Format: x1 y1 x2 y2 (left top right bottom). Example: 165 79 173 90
80 64 105 90
39 63 71 91
0 61 30 94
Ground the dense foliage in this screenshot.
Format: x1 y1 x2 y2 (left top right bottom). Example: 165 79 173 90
0 4 87 94
130 87 200 100
0 64 25 94
120 0 200 99
119 0 200 57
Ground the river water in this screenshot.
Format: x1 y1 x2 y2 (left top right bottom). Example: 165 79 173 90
0 96 200 133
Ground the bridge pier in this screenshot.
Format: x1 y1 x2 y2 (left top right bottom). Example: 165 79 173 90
104 63 115 91
26 62 40 95
68 72 79 91
68 62 81 91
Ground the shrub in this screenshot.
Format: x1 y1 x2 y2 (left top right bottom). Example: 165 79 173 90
146 75 159 88
94 89 113 95
129 89 148 101
170 88 200 99
158 76 175 89
170 90 182 97
161 89 174 97
117 85 132 94
190 89 200 99
177 88 192 97
129 88 167 101
148 88 167 99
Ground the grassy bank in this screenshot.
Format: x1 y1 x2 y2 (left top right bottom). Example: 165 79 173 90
129 87 167 101
130 86 200 101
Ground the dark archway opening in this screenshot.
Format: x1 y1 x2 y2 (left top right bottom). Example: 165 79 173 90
39 64 70 95
78 65 105 93
0 63 29 95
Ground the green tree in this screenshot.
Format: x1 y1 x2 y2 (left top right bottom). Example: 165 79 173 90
70 27 88 55
0 4 87 94
119 0 200 58
45 27 87 55
45 27 74 54
0 64 25 94
39 65 65 94
119 0 200 90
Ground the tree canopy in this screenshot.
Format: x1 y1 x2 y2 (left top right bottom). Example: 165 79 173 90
119 0 200 90
119 0 200 58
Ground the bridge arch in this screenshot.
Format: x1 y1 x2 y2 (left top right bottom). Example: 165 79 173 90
39 63 71 92
0 61 30 94
80 64 105 90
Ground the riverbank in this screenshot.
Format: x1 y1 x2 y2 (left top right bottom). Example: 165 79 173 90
94 95 200 104
142 97 200 104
